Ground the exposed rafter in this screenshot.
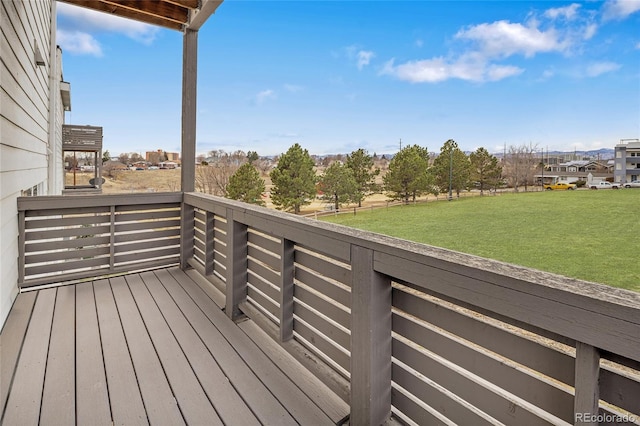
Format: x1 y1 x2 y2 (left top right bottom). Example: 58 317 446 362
58 0 222 31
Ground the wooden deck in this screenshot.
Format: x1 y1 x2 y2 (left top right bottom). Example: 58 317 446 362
0 267 348 426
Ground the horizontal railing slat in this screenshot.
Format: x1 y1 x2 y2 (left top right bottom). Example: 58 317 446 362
392 285 576 386
114 238 180 254
294 284 350 330
25 235 110 252
293 318 350 374
24 213 111 229
392 361 497 426
25 257 109 276
248 230 280 255
114 229 179 244
247 285 279 322
392 337 555 425
392 311 574 422
25 246 111 264
115 219 180 233
294 266 350 307
294 300 350 352
25 225 111 241
294 248 352 285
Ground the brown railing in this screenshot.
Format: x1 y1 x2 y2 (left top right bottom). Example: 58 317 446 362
182 192 640 426
17 193 182 287
17 192 640 425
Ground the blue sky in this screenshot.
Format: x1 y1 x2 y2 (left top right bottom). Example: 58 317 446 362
56 1 640 157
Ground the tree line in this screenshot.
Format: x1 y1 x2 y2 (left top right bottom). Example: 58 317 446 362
210 140 542 214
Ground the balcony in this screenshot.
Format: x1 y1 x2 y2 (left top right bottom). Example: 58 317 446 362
3 192 640 425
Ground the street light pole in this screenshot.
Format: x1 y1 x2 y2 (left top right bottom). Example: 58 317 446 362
448 146 453 201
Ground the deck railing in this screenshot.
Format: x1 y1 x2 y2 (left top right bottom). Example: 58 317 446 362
17 192 640 425
17 193 182 287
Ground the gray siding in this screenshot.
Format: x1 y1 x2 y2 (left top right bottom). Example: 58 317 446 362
0 0 61 328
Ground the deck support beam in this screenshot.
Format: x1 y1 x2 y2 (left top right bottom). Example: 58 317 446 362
350 245 392 425
574 342 600 425
279 238 295 341
181 28 197 193
225 209 248 320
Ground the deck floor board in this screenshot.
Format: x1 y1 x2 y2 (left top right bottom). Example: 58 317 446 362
0 267 346 425
40 285 75 425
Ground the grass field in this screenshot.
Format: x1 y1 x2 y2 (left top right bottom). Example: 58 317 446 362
323 190 640 291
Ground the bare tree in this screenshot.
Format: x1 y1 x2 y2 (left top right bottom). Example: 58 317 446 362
503 143 539 191
195 150 247 195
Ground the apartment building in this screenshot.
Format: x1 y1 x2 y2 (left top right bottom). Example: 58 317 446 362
614 139 640 184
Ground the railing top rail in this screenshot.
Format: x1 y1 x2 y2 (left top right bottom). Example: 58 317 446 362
17 192 183 211
184 191 640 362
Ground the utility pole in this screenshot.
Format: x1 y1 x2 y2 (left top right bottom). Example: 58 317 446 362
399 138 402 151
448 146 453 201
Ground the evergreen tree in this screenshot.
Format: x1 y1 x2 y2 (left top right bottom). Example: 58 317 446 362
270 143 316 214
247 151 259 163
319 162 357 210
431 139 471 198
469 147 502 195
226 163 265 205
345 148 380 207
102 150 111 164
383 144 433 203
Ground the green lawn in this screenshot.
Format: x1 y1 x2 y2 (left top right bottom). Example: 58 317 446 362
322 190 640 291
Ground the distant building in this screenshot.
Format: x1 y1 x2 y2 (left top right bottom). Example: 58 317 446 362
146 149 179 165
614 139 640 184
538 160 613 184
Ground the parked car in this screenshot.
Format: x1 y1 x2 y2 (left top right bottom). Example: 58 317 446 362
623 181 640 188
544 182 577 190
589 181 620 190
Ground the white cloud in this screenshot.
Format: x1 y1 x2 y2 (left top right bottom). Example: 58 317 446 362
255 89 276 104
455 20 567 58
283 84 303 93
57 29 103 56
415 39 424 48
343 45 375 69
602 0 640 20
357 50 375 70
583 23 598 40
544 3 581 20
540 69 555 80
380 55 522 83
486 64 524 81
57 2 159 45
586 61 621 77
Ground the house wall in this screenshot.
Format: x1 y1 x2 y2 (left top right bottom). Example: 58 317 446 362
0 0 60 328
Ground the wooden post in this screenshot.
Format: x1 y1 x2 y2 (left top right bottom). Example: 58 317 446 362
350 245 392 425
109 205 115 270
574 342 600 425
17 209 26 285
279 238 295 341
204 211 215 275
225 209 248 320
181 29 197 193
180 203 195 270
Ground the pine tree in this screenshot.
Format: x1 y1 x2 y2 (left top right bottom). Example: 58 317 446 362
431 139 471 198
345 148 380 207
319 162 357 210
270 143 316 214
383 144 433 203
226 163 265 205
469 147 502 195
